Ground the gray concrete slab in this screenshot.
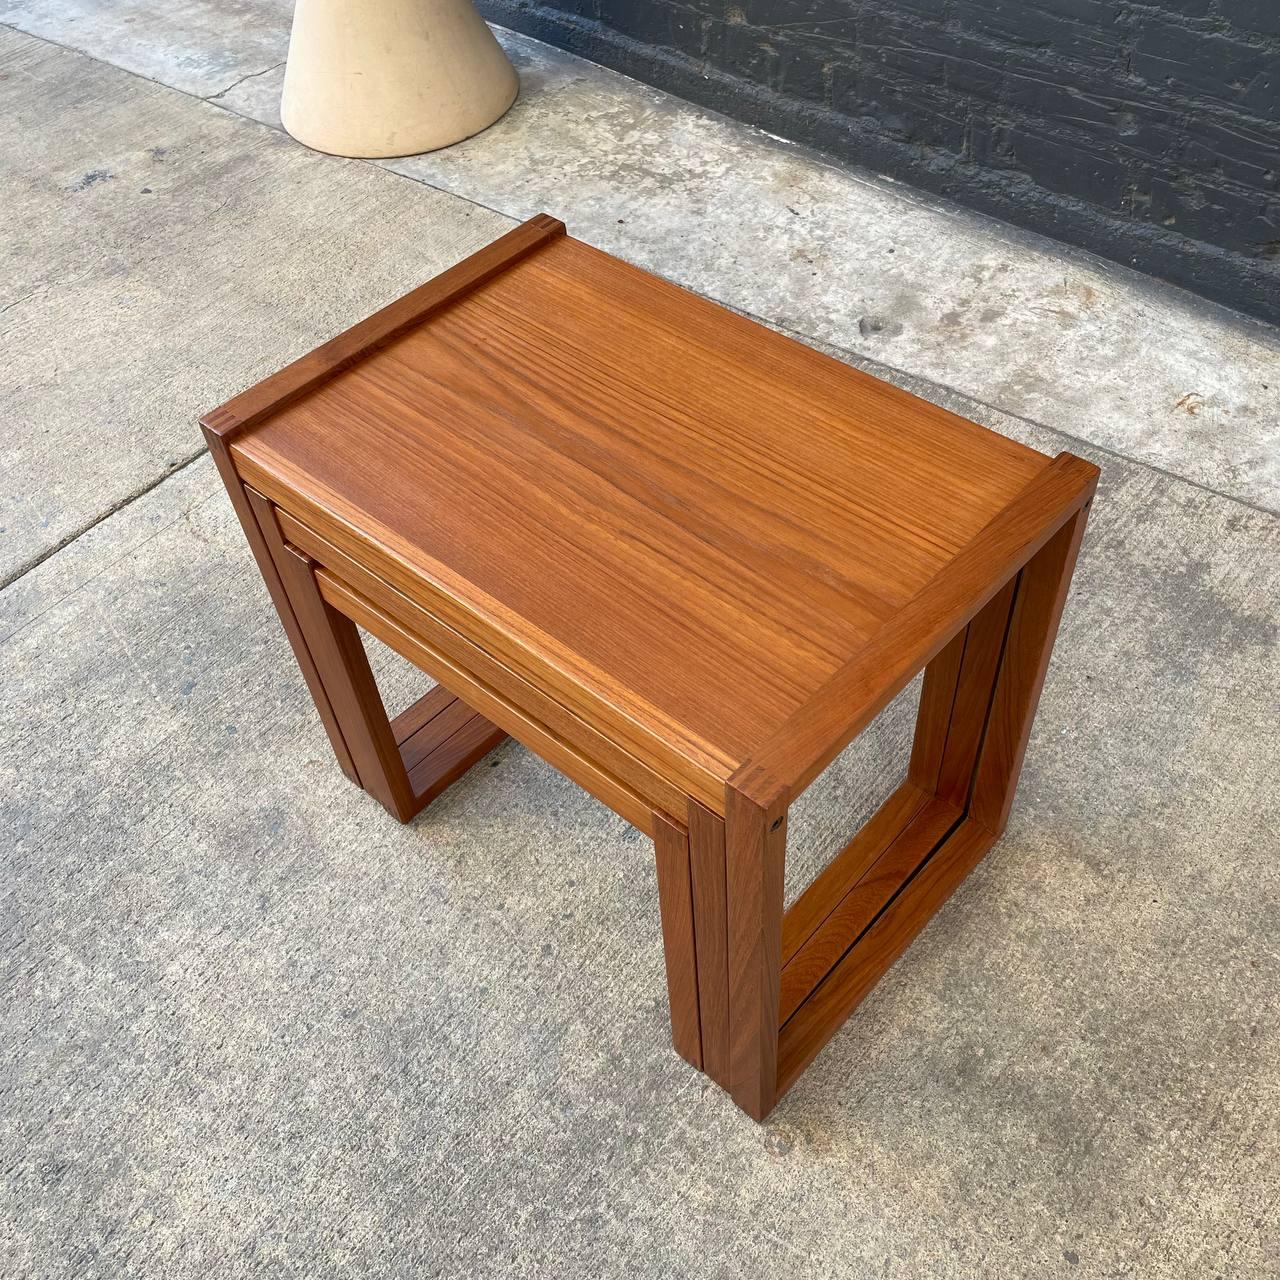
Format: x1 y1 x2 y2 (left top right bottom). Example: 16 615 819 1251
0 0 290 98
3 352 1278 1280
0 27 509 585
6 5 1275 511
3 14 1279 1279
65 14 1280 514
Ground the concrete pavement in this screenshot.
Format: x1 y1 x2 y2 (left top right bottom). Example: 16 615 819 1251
2 14 1278 1279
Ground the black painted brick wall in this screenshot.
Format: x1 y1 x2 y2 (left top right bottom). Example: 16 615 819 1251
481 0 1280 323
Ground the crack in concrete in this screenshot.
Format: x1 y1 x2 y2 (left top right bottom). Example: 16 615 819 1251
204 59 285 103
0 287 43 318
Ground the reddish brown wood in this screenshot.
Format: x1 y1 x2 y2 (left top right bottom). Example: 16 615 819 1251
390 683 461 747
277 507 687 821
275 539 419 822
970 503 1092 835
226 224 1059 813
777 819 997 1098
200 215 565 442
781 780 928 967
766 511 1091 1108
317 567 658 835
201 216 1099 1121
395 685 478 768
244 485 506 824
734 453 1099 809
688 801 730 1089
653 811 703 1070
908 629 965 794
725 776 787 1121
934 577 1018 808
393 685 508 808
778 797 962 1024
202 427 359 786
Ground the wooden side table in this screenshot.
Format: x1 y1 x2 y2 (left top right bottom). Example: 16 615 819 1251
202 215 1097 1120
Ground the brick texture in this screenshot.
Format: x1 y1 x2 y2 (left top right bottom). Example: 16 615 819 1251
482 0 1280 321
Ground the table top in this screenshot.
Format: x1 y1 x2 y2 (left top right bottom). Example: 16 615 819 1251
212 216 1095 810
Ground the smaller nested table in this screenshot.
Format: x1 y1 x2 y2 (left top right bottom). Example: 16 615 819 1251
202 215 1097 1120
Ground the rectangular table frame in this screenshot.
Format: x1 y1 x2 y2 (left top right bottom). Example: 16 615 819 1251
201 214 1098 1121
206 446 1091 1122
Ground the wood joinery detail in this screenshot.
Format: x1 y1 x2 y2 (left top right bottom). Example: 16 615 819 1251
725 782 788 1120
689 802 730 1089
201 215 565 442
228 477 1092 1122
392 685 509 814
653 812 703 1070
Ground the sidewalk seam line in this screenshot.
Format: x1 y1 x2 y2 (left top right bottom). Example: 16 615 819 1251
0 449 207 593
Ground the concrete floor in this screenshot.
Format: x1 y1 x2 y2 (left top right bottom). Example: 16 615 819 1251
1 7 1278 1278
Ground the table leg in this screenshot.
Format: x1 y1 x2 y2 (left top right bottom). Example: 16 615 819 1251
202 433 360 787
241 486 505 822
970 503 1092 834
687 800 731 1090
725 779 788 1121
716 504 1091 1120
246 488 419 821
652 811 702 1070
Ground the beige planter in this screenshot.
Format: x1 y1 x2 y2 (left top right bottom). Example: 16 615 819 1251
281 0 518 158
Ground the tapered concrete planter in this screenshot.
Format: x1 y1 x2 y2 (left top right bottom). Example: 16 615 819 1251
281 0 518 158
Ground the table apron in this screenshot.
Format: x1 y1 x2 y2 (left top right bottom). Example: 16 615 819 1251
315 565 670 836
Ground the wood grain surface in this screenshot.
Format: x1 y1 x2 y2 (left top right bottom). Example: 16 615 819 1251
969 504 1092 835
201 215 565 441
225 223 1065 803
203 217 1101 1121
933 577 1019 809
725 785 787 1120
734 452 1099 807
776 818 997 1098
201 429 360 787
391 684 508 809
689 801 730 1089
317 569 659 835
778 797 962 1025
278 507 689 821
781 779 929 966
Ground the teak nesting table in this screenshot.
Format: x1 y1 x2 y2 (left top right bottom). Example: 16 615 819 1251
202 214 1098 1120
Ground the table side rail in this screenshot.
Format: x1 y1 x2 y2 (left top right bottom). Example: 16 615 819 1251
273 507 692 823
315 568 659 837
237 458 728 814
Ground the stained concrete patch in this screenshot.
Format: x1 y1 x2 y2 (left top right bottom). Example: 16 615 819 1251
2 390 1277 1277
0 27 510 583
213 26 1280 513
0 0 291 97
